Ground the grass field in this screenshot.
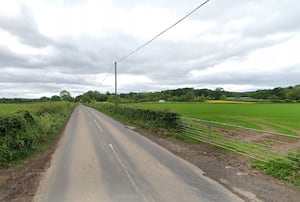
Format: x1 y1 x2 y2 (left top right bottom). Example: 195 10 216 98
131 102 300 136
0 103 31 113
0 102 69 113
0 102 57 114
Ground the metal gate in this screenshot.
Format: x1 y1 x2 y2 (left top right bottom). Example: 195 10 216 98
178 116 300 167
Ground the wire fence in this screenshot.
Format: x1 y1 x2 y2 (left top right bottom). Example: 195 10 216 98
177 116 300 167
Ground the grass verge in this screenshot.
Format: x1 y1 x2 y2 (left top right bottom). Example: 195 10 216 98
254 151 300 188
0 102 76 167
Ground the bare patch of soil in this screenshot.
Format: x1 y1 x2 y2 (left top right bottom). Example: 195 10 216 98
215 122 299 153
135 128 300 202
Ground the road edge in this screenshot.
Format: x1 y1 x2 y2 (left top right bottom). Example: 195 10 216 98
0 108 75 202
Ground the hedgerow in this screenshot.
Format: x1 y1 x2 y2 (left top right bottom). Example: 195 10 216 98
0 102 76 167
89 103 178 130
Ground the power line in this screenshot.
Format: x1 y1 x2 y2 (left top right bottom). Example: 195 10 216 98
98 63 115 86
99 0 211 88
116 0 211 63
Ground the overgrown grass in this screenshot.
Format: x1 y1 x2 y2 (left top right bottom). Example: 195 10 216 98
254 151 300 188
0 102 76 167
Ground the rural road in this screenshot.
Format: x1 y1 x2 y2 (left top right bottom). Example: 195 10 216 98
34 105 243 202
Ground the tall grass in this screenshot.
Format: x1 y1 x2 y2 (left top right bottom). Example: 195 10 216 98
254 151 300 188
0 102 76 167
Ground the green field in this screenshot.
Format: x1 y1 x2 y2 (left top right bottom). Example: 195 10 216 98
0 103 59 113
131 103 300 136
0 103 31 113
0 102 75 113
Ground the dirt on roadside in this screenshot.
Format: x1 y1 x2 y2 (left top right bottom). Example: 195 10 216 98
135 128 300 202
0 115 70 202
1 121 299 202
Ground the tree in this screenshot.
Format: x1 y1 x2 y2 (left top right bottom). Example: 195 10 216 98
287 87 300 101
182 90 195 102
197 95 206 102
268 95 279 102
51 95 61 101
40 96 50 102
60 90 74 102
273 87 286 100
220 94 227 100
169 96 181 102
210 87 224 100
75 95 82 102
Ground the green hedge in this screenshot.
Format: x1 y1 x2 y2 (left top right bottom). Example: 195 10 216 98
0 102 76 167
89 103 178 130
0 110 34 138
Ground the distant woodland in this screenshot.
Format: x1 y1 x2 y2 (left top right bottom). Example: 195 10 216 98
1 85 300 103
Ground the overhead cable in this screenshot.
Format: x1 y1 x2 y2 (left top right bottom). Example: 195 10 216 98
99 0 211 86
116 0 211 63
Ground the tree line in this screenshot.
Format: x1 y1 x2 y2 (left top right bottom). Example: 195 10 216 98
75 85 300 103
119 85 300 103
1 85 299 103
76 84 300 103
0 90 73 103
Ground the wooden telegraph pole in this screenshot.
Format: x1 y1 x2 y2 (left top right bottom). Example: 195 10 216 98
114 61 118 109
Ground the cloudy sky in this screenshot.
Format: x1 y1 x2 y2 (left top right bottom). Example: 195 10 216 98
0 0 299 98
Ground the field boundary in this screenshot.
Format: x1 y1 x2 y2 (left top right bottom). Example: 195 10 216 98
177 116 300 167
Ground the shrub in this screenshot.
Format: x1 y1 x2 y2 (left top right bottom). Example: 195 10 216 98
0 102 76 167
89 103 178 130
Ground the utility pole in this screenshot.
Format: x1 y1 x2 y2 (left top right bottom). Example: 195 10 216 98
114 61 118 109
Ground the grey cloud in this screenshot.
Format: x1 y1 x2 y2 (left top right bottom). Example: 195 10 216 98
0 82 95 98
231 1 299 37
0 5 54 48
0 67 99 87
0 0 300 98
117 33 286 81
0 46 28 66
186 0 300 39
187 65 300 87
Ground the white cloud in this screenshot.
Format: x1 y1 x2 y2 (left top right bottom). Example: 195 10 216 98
0 0 299 98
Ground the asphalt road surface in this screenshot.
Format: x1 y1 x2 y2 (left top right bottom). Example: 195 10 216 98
34 105 243 202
